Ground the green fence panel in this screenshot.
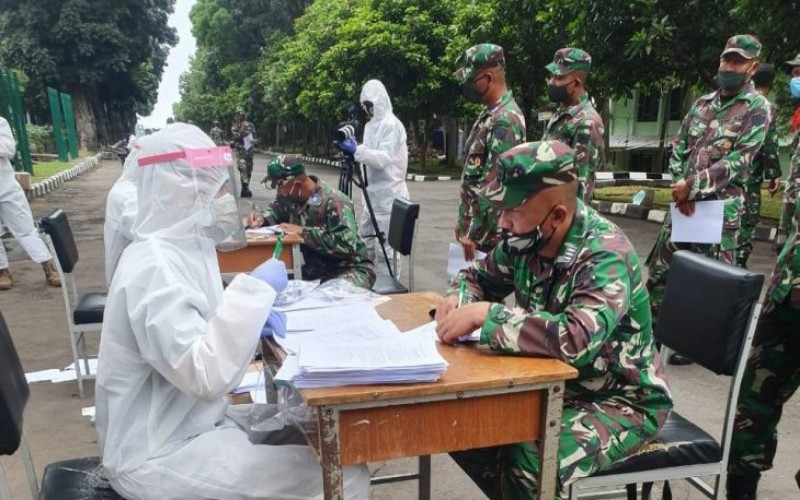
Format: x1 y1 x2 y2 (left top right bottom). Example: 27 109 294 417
60 92 79 159
0 69 32 173
47 87 68 162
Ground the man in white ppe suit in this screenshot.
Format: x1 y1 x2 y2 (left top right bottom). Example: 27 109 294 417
102 134 143 287
334 79 409 279
0 116 60 289
95 124 369 500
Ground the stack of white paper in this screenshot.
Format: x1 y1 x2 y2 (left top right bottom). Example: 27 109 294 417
291 331 448 388
283 302 383 332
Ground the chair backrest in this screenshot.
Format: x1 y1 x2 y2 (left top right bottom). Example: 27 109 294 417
654 251 763 376
40 209 79 273
387 198 420 256
0 311 30 456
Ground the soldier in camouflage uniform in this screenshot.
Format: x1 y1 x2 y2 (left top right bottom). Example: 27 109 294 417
248 155 375 289
231 109 255 198
646 35 771 344
209 120 225 146
738 64 782 268
454 43 526 261
775 56 800 249
435 141 672 498
727 136 800 499
543 48 605 204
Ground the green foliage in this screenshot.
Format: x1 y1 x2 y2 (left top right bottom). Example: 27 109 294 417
26 124 53 154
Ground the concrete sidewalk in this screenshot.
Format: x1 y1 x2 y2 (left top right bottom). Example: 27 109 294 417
0 154 795 499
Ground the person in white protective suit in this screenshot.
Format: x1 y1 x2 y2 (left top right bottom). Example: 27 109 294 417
335 79 410 279
102 134 144 287
0 116 60 289
94 124 369 500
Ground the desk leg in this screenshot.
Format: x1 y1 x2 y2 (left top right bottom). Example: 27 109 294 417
418 455 431 500
319 407 345 500
538 382 565 500
292 245 303 280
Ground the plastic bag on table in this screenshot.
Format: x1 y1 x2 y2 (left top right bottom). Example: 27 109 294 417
311 278 382 303
274 279 320 307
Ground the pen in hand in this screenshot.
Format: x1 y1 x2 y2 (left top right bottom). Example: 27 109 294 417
273 233 284 260
457 278 466 308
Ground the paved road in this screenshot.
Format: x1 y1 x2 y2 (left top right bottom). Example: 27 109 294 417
0 153 795 499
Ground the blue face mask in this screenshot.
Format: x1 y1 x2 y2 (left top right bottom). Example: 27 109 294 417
791 77 800 99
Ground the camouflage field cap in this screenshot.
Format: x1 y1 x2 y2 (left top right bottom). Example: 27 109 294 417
786 53 800 67
479 141 576 209
454 43 505 84
546 48 592 76
265 154 305 188
721 35 762 60
235 108 245 115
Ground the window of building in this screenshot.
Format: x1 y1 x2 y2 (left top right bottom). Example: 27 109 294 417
637 92 659 122
629 151 656 172
668 88 685 120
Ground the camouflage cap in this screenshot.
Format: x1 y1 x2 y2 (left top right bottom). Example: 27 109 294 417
786 53 800 67
479 141 576 209
721 34 762 60
265 154 305 187
454 43 505 84
546 48 592 76
235 108 245 115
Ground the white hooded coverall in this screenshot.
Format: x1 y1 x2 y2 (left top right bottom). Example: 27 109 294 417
0 116 53 269
94 124 369 500
353 80 410 279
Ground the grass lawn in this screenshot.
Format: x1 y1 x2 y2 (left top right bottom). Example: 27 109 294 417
30 157 88 182
407 159 462 176
594 185 784 220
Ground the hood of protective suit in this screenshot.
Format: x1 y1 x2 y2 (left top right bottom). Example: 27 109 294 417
360 80 393 120
132 124 231 241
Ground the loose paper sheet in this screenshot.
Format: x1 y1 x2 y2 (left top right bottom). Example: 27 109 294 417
670 200 724 244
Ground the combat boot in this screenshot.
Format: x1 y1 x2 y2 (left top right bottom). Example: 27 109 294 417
42 260 61 287
0 268 11 290
241 182 253 199
727 474 759 500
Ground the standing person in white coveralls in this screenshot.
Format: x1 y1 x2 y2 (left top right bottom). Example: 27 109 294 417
0 116 60 289
335 79 409 279
94 124 369 500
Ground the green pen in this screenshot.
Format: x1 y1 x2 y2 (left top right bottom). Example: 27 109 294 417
458 278 466 308
273 232 284 260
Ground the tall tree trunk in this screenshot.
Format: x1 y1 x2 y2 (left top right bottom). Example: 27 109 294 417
653 90 671 173
70 90 98 151
444 115 458 168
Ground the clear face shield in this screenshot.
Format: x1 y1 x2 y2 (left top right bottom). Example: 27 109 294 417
137 145 247 251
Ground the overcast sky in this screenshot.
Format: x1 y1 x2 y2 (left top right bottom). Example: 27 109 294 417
138 0 196 129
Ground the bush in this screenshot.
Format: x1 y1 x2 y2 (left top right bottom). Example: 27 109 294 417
26 124 54 154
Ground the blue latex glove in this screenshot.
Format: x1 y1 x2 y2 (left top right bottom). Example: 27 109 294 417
333 138 357 156
250 258 288 293
260 309 287 338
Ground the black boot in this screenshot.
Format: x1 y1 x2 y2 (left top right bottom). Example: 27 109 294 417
240 182 252 198
668 352 694 365
727 474 759 500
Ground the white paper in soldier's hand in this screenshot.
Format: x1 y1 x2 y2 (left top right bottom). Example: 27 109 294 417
447 242 487 281
670 200 724 244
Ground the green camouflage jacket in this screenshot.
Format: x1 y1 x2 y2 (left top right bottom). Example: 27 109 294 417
449 202 673 411
746 99 781 187
457 90 526 252
542 93 605 202
231 120 254 153
779 132 800 236
210 126 225 146
669 82 771 228
766 138 800 312
262 177 374 285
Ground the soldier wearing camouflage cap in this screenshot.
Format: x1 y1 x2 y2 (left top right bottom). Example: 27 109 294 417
209 120 225 146
454 43 526 261
646 34 771 366
435 141 672 497
231 108 254 198
543 47 605 204
248 155 376 288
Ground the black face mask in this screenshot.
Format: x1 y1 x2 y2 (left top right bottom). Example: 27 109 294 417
501 205 558 256
547 83 570 104
717 71 747 92
463 79 485 103
361 101 374 119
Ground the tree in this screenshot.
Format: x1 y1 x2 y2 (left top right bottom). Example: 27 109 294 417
0 0 177 148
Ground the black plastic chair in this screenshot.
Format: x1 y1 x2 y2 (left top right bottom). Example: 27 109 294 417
371 198 420 295
0 311 121 500
567 251 764 499
40 209 106 398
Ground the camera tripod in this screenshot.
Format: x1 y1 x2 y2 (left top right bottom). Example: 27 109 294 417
338 156 395 280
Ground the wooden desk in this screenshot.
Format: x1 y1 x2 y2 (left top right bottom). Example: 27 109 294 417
217 234 303 277
263 292 577 500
